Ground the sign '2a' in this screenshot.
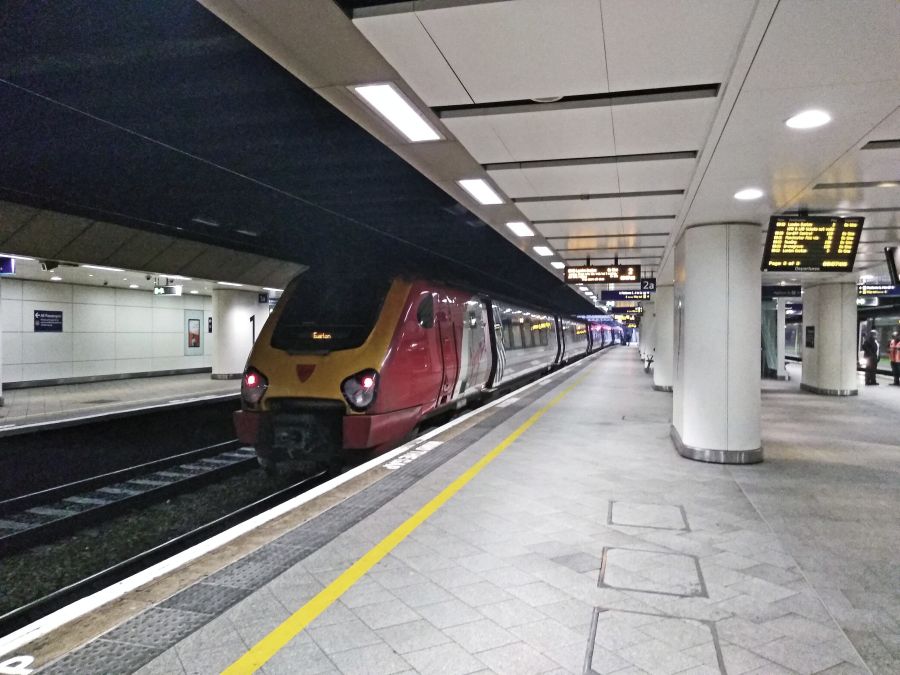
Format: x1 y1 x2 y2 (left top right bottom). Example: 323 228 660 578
640 278 657 292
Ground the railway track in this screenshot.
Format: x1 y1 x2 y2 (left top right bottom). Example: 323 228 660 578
0 469 328 636
0 441 256 555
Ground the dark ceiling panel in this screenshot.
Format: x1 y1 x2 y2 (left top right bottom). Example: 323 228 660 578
0 0 593 314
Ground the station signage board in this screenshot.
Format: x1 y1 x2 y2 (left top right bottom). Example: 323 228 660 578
34 310 63 332
761 215 864 272
565 264 640 284
0 257 15 275
857 284 899 297
640 278 657 292
612 312 639 323
600 290 652 302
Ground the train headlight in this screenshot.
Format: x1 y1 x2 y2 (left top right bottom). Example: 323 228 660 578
341 369 379 411
241 367 268 406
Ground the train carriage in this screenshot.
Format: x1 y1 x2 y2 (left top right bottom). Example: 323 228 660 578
234 272 616 472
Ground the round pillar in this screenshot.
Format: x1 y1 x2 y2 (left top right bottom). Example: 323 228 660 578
672 222 762 464
799 282 858 396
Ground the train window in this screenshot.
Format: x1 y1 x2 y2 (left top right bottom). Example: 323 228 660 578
271 273 392 352
417 294 434 328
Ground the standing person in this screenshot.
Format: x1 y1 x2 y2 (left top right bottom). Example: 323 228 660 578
862 329 880 385
890 330 900 386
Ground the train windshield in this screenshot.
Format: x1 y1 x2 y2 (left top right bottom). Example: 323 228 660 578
271 273 393 353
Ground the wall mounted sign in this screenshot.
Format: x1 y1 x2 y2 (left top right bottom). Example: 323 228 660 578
0 257 16 275
33 310 62 332
600 290 652 302
762 215 864 272
857 284 899 297
565 264 641 284
805 326 815 348
258 292 269 303
762 285 802 298
640 278 657 291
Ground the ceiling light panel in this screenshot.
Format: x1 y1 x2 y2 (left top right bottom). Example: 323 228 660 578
551 261 566 269
533 246 553 257
353 83 442 142
734 188 764 200
505 221 535 237
458 178 504 205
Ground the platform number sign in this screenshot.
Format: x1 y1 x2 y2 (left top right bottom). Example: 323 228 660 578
0 655 34 675
640 278 657 292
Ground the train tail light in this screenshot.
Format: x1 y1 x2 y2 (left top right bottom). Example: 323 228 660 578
241 367 268 406
341 369 379 411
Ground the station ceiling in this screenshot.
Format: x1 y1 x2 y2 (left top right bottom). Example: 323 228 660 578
200 0 898 299
0 0 594 314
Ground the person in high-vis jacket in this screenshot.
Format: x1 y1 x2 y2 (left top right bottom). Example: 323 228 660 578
890 330 900 386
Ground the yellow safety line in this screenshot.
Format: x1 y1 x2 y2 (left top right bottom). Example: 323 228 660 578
223 370 590 674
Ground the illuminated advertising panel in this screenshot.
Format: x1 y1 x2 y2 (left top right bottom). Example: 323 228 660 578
762 215 864 272
565 264 641 284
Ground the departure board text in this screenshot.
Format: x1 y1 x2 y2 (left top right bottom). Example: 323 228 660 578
762 215 864 272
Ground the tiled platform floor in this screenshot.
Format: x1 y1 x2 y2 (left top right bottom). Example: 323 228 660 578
0 373 239 427
34 347 900 674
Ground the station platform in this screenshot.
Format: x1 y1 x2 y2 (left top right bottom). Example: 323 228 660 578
0 373 239 433
11 347 899 674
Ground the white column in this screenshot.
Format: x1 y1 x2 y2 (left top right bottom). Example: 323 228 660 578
640 300 655 363
212 289 266 379
800 282 858 396
672 222 762 464
653 284 674 392
776 298 787 380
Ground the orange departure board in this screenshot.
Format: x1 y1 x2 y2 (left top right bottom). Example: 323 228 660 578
762 215 864 272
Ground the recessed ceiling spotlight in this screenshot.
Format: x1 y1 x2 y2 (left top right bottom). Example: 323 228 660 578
734 188 764 200
165 274 192 281
217 281 244 287
129 284 139 289
189 290 199 294
551 261 565 269
50 276 62 281
877 181 899 188
533 246 553 257
505 221 534 237
263 287 283 293
785 109 831 129
353 83 442 143
458 179 504 205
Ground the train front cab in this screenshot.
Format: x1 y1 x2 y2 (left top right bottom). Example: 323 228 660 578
234 276 493 470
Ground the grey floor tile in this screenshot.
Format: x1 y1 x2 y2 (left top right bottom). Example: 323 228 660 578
376 619 452 654
354 598 422 630
392 581 455 608
450 582 515 608
328 643 411 675
506 581 570 607
403 642 487 675
308 617 383 654
445 618 518 653
416 599 484 629
509 618 583 652
475 642 559 675
479 598 548 628
262 638 337 675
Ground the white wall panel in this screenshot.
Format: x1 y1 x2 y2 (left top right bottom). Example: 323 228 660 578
115 332 152 360
115 305 153 333
152 332 183 358
2 298 22 332
3 331 23 365
1 279 23 300
152 307 184 332
73 332 116 362
73 285 117 305
2 279 216 384
73 304 116 333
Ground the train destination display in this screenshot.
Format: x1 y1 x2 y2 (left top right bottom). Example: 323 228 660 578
565 265 640 284
762 215 864 272
600 290 652 301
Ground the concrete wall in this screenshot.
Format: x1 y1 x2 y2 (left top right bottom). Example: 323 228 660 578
1 279 212 384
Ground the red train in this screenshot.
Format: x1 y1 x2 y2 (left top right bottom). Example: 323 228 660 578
234 274 621 472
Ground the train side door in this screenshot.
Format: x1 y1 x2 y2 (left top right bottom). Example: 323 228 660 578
435 297 459 405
